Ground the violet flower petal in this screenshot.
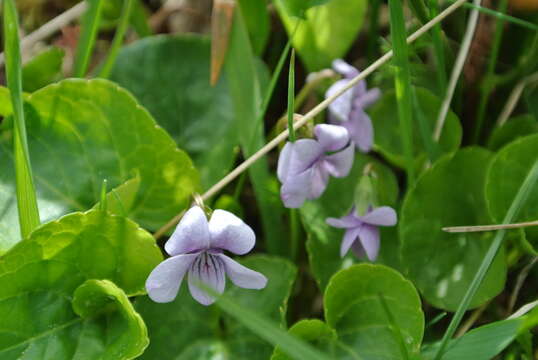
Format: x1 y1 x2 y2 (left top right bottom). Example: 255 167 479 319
280 168 313 208
326 78 353 122
355 88 381 109
208 209 255 255
347 109 374 153
165 206 210 256
314 124 350 152
309 163 330 199
322 143 355 178
217 254 268 289
285 139 324 177
360 206 397 226
332 59 359 78
358 224 380 261
145 253 199 303
340 227 361 257
188 253 226 306
277 142 293 182
351 240 367 259
326 213 360 228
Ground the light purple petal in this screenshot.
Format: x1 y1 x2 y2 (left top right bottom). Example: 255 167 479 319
356 88 381 109
332 59 359 78
314 124 350 152
277 142 295 182
217 254 267 289
165 206 210 256
208 209 255 255
360 206 397 226
358 224 380 261
351 240 367 259
347 109 373 153
322 143 354 178
188 253 226 306
326 207 361 228
309 163 329 199
287 139 323 176
340 227 361 257
281 168 313 208
145 253 198 303
326 79 353 122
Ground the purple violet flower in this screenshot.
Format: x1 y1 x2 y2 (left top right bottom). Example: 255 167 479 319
146 206 267 306
326 206 397 261
326 59 381 153
277 124 355 208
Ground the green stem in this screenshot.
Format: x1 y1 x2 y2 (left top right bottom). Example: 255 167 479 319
99 0 134 78
429 0 447 95
290 209 300 261
3 0 40 238
473 0 508 143
433 159 538 360
287 49 296 142
73 0 104 77
388 0 415 185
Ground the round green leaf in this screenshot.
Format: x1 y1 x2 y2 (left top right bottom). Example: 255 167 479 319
300 153 400 291
371 87 462 169
0 210 161 359
0 79 200 253
275 0 367 71
324 264 424 359
401 148 506 311
486 134 538 251
109 34 236 188
487 115 538 152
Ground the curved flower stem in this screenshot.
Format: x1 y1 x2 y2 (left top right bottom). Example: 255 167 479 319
433 0 481 142
153 0 470 239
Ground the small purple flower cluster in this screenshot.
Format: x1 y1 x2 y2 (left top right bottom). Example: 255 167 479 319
146 60 397 306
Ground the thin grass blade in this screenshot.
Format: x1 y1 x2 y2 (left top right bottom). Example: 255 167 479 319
2 0 40 238
73 0 104 77
99 0 134 78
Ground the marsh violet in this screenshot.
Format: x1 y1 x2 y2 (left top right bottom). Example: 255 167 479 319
326 206 397 261
326 59 381 153
277 123 354 208
146 206 267 305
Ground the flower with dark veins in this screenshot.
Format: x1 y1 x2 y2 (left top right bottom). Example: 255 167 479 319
326 59 381 153
277 124 354 208
146 206 267 305
326 206 397 261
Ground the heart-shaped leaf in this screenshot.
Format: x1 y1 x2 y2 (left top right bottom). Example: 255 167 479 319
400 148 506 311
0 79 199 253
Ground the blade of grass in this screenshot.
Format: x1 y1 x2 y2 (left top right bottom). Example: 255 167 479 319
429 0 447 95
287 49 296 142
3 0 41 239
473 0 508 143
73 0 104 77
388 0 415 184
206 287 330 360
433 159 538 360
99 179 108 212
99 0 134 78
367 0 381 62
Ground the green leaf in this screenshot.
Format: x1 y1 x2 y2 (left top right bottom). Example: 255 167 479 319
400 148 506 311
371 87 462 170
487 115 538 151
275 0 330 18
225 8 288 255
271 320 337 360
109 35 235 188
237 0 270 54
0 210 161 358
74 0 105 77
0 79 200 253
422 317 527 360
324 264 424 359
3 0 41 239
136 256 297 359
275 0 367 71
486 134 538 250
301 154 399 291
22 47 65 92
92 176 141 216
